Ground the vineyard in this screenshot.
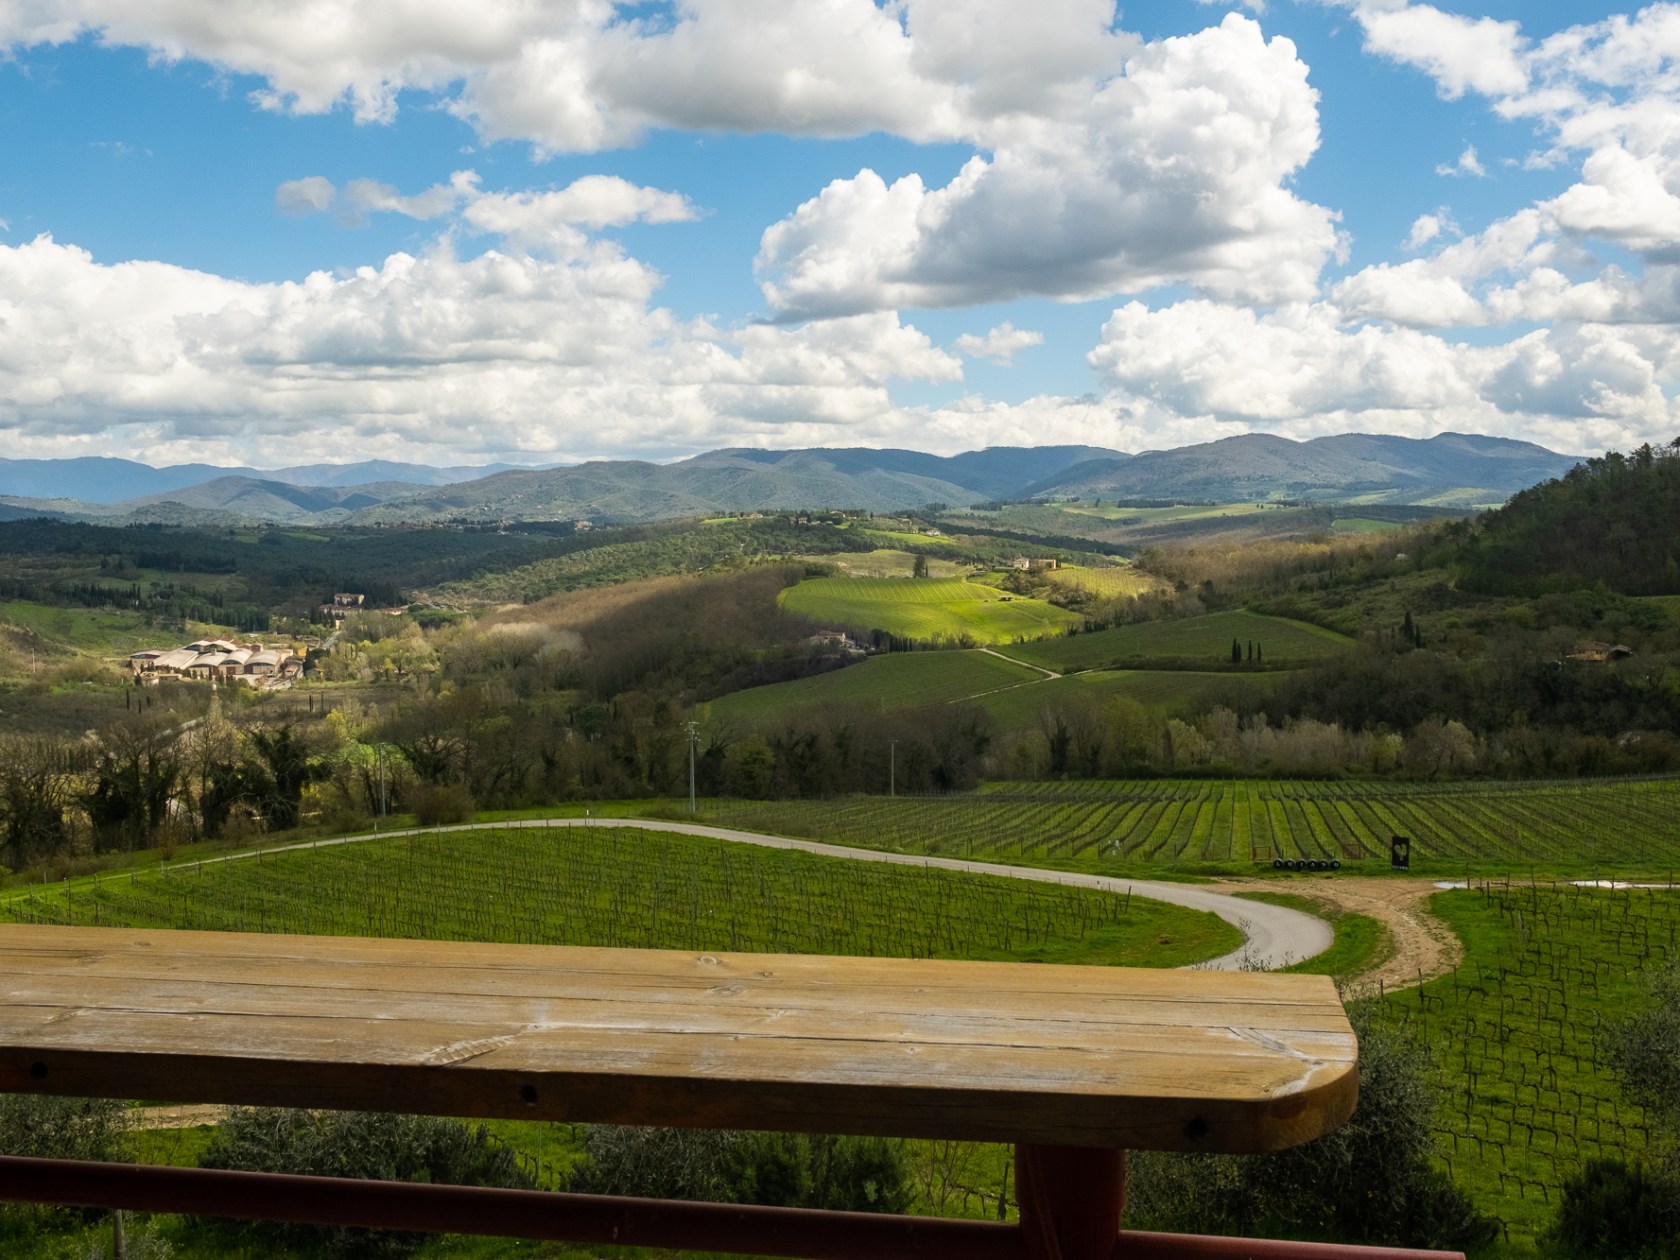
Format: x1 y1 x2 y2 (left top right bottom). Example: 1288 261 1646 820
1041 565 1165 599
1008 610 1353 673
780 576 1081 644
707 649 1041 724
0 825 1237 967
707 776 1680 868
1372 881 1680 1243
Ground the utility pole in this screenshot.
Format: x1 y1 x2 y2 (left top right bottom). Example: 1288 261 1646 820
377 744 388 825
889 737 898 797
685 721 699 815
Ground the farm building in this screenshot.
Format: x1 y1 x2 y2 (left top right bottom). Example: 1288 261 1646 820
130 640 303 685
1011 556 1060 571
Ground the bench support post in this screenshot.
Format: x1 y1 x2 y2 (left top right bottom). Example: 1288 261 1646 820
1016 1145 1125 1260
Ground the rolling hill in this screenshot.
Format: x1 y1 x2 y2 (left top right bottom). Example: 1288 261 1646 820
1027 432 1576 507
0 432 1578 526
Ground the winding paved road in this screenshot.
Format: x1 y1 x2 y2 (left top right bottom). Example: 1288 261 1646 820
226 816 1332 970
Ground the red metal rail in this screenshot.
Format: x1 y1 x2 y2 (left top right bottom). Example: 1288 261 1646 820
0 1154 1465 1260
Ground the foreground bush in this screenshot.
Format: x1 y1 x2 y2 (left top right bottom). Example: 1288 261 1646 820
1125 999 1497 1252
197 1108 530 1258
1549 1159 1677 1259
569 1125 912 1213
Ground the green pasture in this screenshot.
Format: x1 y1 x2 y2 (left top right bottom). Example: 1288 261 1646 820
1008 610 1354 672
0 599 163 657
780 575 1081 644
1041 565 1165 599
798 547 968 578
1371 882 1680 1244
968 668 1275 729
853 525 962 549
1330 517 1406 534
707 649 1041 725
1232 890 1394 979
1061 502 1272 524
706 775 1680 870
0 826 1239 968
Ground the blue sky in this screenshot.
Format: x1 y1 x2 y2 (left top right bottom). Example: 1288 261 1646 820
0 0 1676 468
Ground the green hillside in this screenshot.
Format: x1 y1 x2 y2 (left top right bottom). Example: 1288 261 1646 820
970 669 1278 729
708 649 1040 724
780 576 1081 644
1011 611 1353 672
1041 564 1165 599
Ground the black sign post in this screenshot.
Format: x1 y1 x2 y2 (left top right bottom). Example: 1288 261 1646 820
1390 835 1412 871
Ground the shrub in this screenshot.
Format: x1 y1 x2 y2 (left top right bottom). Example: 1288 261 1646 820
568 1126 911 1214
1126 998 1496 1252
0 1096 130 1234
0 1094 130 1163
411 781 474 827
197 1108 529 1258
1549 1159 1678 1259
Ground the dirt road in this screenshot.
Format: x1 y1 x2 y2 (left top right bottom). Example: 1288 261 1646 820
1212 875 1463 989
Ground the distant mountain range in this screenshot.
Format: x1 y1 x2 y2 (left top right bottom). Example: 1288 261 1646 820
0 433 1580 527
0 456 528 504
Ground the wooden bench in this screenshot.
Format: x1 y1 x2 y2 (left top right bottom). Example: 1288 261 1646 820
0 925 1452 1259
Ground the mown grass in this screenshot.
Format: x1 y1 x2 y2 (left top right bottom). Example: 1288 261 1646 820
706 649 1041 724
1232 890 1394 979
1008 610 1354 672
780 576 1082 644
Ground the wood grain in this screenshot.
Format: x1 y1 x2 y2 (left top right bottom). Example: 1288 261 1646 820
0 925 1357 1152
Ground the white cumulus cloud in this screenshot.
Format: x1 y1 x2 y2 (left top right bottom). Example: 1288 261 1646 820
1087 297 1677 451
953 323 1044 364
1436 144 1486 177
757 15 1336 317
0 231 994 465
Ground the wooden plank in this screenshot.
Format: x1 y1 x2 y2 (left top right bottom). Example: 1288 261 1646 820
0 926 1357 1152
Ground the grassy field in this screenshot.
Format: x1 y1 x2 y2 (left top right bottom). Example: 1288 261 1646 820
0 599 167 657
707 649 1041 724
706 775 1680 870
1061 502 1274 525
968 668 1278 729
1233 890 1394 979
1331 516 1407 534
852 526 962 549
796 547 970 578
1041 564 1166 599
1009 610 1354 672
780 576 1082 644
1369 882 1680 1245
0 826 1237 967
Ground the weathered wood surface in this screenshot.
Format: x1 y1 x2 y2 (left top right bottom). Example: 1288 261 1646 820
0 925 1357 1152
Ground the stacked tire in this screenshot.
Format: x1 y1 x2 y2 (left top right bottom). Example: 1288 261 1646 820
1271 857 1341 871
